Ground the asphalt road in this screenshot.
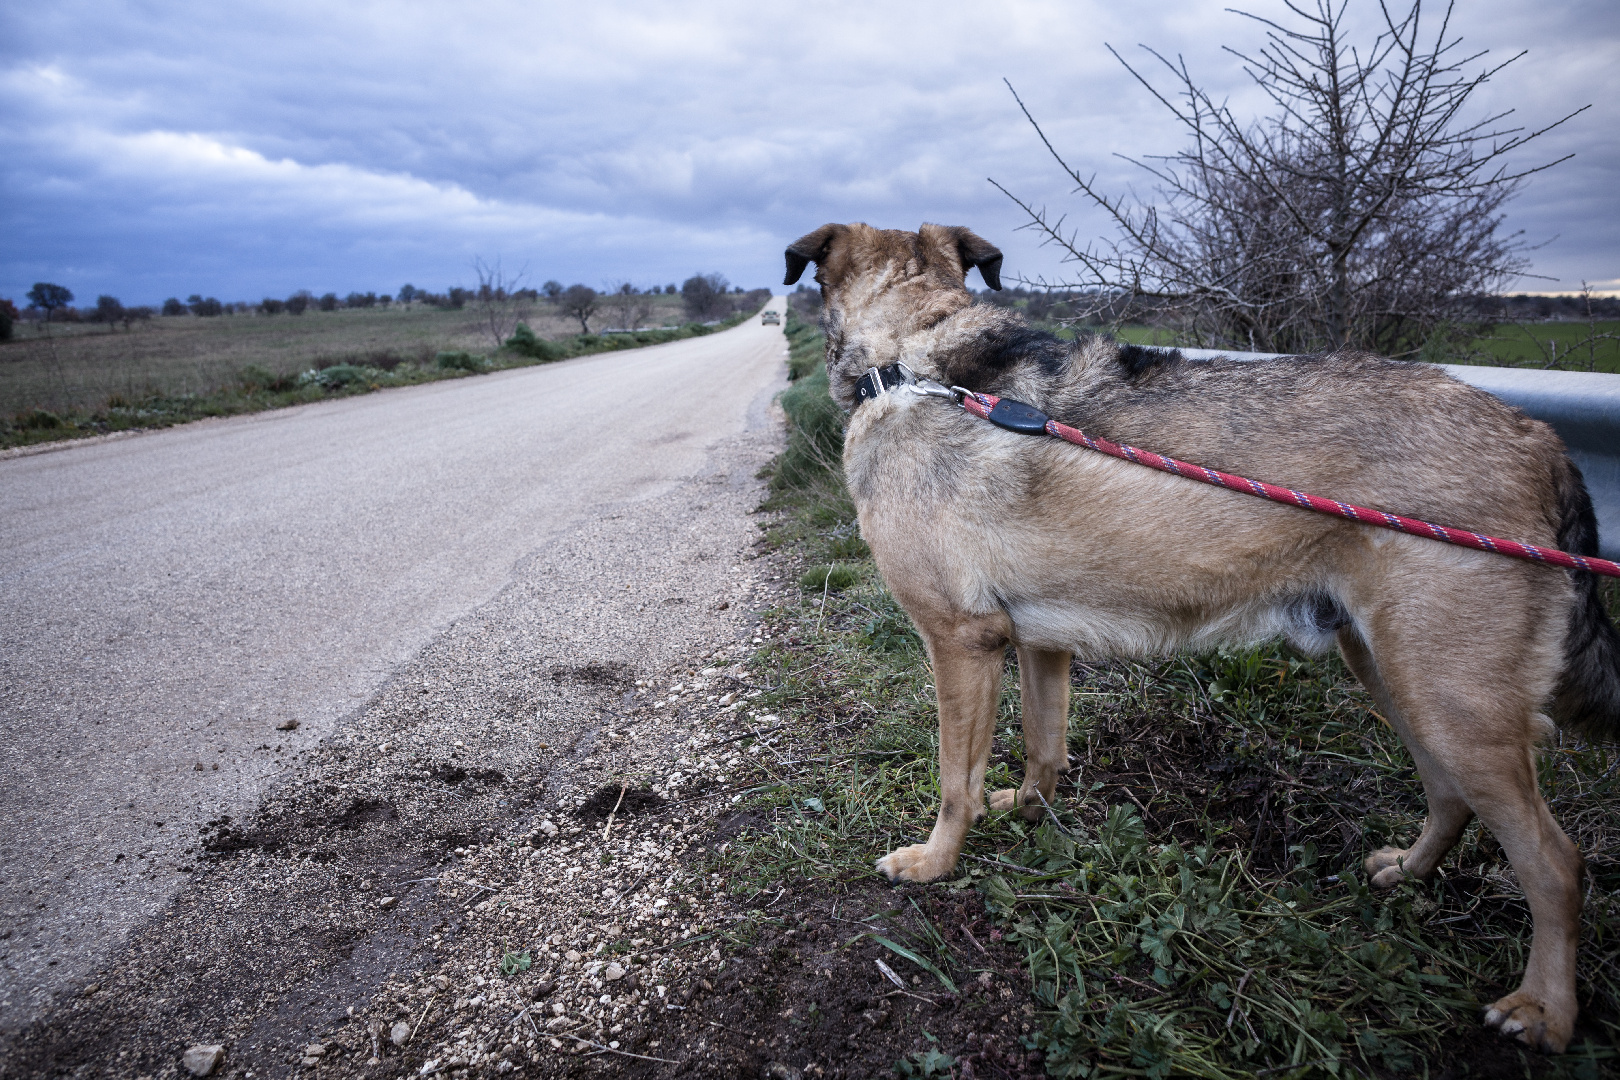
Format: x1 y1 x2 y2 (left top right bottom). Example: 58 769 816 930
0 303 790 1025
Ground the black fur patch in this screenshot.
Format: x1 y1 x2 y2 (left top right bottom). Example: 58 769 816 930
1292 591 1350 635
1114 343 1184 382
942 324 1071 388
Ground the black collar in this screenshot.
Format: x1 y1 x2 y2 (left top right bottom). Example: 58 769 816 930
854 363 912 405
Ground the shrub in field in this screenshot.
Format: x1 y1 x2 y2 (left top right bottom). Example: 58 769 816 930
0 297 19 340
161 298 186 317
286 290 313 315
18 409 62 429
240 365 298 393
504 323 563 361
435 350 484 373
259 298 285 315
298 364 374 389
188 295 223 317
27 282 74 323
318 292 339 312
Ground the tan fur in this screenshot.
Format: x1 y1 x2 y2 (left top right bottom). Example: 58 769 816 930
787 222 1595 1053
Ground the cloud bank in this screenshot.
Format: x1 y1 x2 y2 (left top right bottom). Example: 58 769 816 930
1 0 1614 303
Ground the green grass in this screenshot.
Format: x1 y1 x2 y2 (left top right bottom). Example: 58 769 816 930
0 304 755 450
1067 321 1620 373
720 310 1620 1077
1463 321 1620 373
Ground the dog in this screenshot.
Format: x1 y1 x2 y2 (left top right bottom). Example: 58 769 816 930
782 221 1620 1054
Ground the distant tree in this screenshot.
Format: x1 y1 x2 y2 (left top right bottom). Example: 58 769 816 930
559 284 599 333
447 287 470 309
680 273 729 321
259 297 285 315
91 294 126 330
664 284 676 295
27 282 74 322
541 280 563 299
121 305 154 330
286 290 313 315
318 292 339 312
604 280 654 330
187 294 223 317
472 257 533 350
397 283 418 307
0 297 17 340
161 297 186 317
380 294 392 306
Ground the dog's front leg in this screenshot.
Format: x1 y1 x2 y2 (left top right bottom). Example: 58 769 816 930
989 646 1072 819
876 614 1008 883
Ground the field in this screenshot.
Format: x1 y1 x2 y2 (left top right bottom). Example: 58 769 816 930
713 309 1620 1077
1098 321 1620 372
0 295 692 421
0 293 761 449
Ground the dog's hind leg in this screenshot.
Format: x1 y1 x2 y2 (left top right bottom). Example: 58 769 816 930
989 646 1072 820
1354 623 1582 1053
1339 629 1474 885
876 611 1010 883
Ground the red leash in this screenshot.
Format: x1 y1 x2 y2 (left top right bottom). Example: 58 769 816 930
959 390 1620 579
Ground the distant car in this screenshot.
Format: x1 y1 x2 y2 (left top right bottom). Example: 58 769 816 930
761 310 780 325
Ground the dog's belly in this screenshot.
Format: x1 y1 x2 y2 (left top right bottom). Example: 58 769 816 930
1002 593 1338 659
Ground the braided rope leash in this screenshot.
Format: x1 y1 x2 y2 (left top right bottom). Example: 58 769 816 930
959 391 1620 579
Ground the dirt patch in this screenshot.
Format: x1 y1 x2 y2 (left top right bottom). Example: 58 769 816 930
577 785 668 822
603 885 1042 1080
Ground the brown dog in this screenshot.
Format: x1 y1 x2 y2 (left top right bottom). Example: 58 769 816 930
783 221 1620 1053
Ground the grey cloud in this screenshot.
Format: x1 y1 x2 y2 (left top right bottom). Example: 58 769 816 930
2 0 1613 302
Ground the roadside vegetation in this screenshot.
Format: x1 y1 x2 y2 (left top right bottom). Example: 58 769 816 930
712 307 1620 1078
0 280 770 450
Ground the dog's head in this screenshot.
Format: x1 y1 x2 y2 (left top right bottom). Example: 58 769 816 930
783 222 1002 409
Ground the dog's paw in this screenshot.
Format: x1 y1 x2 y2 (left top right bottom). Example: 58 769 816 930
1364 847 1414 889
875 844 954 883
987 789 1019 813
1484 990 1574 1054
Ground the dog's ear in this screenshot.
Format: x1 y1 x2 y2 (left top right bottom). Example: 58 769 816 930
784 224 845 286
947 226 1003 291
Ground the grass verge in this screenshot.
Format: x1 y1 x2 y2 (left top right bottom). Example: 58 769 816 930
711 308 1620 1077
1 311 757 451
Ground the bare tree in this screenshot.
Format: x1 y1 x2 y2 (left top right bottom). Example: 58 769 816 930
559 284 599 333
994 0 1588 357
603 282 655 330
472 257 532 351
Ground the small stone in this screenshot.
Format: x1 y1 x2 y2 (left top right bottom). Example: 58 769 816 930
564 950 582 963
81 983 99 996
182 1044 225 1076
433 975 450 990
378 896 398 910
390 1021 410 1046
538 820 559 838
532 980 557 999
550 1002 566 1016
303 1043 325 1056
277 719 299 731
603 962 626 982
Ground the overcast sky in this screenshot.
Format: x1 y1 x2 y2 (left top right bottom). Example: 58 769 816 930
2 0 1615 305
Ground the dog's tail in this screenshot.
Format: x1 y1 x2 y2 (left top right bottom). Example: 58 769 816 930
1550 456 1620 740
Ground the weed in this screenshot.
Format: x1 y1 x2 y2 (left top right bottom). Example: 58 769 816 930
799 563 861 593
498 948 532 976
434 351 485 373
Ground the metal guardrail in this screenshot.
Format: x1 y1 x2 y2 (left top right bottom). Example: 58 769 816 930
1167 348 1620 560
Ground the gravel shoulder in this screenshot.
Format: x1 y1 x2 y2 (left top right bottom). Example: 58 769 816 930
0 420 794 1078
